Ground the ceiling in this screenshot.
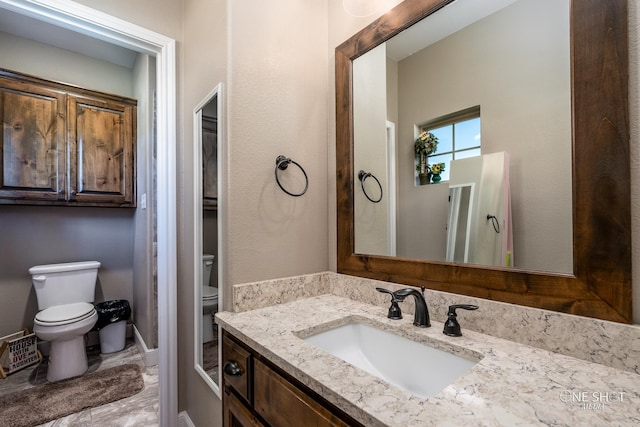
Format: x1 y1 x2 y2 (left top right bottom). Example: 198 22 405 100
386 0 518 61
0 7 138 68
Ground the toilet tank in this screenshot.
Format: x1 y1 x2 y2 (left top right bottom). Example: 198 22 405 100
202 254 214 287
29 261 101 310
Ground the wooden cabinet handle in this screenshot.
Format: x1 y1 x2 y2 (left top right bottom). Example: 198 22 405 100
223 360 242 376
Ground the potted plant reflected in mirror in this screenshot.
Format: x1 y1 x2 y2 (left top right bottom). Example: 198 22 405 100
430 162 445 183
415 131 438 185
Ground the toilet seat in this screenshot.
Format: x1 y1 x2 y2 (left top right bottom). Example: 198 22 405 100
202 286 218 301
35 302 95 326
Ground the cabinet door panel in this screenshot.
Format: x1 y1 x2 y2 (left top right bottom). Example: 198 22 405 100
0 82 66 201
224 388 265 427
68 96 135 206
254 359 351 427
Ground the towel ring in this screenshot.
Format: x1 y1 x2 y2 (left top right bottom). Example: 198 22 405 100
358 170 383 203
275 155 308 197
487 214 500 233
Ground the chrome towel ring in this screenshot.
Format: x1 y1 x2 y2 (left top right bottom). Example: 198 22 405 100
275 155 308 197
358 170 383 203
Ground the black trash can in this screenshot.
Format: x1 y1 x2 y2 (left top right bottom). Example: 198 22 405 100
94 300 131 354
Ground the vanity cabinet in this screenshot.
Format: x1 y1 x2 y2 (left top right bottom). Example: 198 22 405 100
0 69 136 207
222 331 363 427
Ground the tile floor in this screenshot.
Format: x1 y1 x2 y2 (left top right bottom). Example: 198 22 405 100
0 341 158 426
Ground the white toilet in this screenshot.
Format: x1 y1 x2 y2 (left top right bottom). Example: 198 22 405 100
202 254 218 343
30 261 101 382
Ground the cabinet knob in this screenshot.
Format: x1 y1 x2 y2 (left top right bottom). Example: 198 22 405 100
223 360 242 376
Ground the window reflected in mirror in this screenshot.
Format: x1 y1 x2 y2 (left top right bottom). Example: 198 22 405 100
416 106 481 184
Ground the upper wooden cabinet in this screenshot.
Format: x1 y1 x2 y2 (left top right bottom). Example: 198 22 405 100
68 94 136 205
0 77 66 202
0 69 137 207
202 115 218 210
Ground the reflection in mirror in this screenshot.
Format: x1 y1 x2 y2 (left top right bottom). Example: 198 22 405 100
352 0 573 274
446 152 512 267
446 184 473 263
202 102 218 210
194 84 223 395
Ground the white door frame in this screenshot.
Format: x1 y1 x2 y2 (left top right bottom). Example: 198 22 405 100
0 1 178 424
385 121 397 257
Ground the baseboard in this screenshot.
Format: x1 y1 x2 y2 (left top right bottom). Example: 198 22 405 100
178 411 196 427
133 324 159 367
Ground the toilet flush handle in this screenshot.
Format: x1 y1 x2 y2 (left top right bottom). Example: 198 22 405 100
33 275 46 282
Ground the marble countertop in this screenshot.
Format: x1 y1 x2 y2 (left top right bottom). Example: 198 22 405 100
216 294 640 426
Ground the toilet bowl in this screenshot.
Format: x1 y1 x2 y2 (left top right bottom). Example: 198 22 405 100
29 261 100 382
202 286 219 343
202 255 218 343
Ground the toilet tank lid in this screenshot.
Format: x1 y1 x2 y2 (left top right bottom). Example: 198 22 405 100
29 261 101 275
203 254 215 261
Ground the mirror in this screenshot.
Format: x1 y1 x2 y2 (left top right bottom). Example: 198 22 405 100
352 0 571 273
194 84 223 394
336 0 632 323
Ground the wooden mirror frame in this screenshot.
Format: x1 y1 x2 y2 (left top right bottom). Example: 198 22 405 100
336 0 632 323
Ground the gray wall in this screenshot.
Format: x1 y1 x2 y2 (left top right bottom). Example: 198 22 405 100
0 206 135 337
180 0 226 425
132 53 158 349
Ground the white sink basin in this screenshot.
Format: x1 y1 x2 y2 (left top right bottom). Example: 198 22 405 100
302 321 479 398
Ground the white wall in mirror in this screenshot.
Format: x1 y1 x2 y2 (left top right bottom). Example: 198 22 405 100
193 84 224 397
354 43 391 256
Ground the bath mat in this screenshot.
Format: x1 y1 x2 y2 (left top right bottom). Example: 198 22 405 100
202 341 218 372
0 363 144 427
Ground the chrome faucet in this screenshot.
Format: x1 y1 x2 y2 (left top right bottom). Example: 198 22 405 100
394 288 430 327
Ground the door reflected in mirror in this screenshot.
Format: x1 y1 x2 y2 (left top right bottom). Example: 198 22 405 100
446 152 512 267
194 84 223 395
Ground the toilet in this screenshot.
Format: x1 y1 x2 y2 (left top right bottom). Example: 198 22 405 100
30 261 101 382
202 254 218 343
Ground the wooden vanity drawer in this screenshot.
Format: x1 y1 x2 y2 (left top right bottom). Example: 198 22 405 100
253 359 350 427
222 334 252 403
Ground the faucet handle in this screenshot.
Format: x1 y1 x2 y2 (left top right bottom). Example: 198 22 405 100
391 288 414 301
376 287 402 320
443 304 479 337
